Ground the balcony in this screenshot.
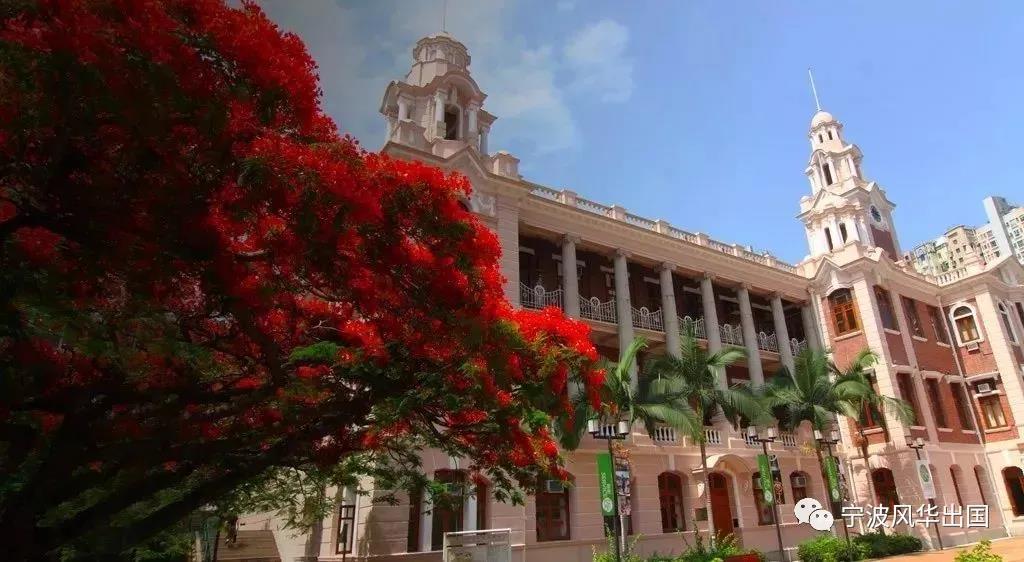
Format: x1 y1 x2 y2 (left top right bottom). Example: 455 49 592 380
719 324 744 346
756 331 778 353
678 315 706 339
777 431 798 448
704 427 722 445
631 306 664 331
790 338 808 354
520 282 563 310
651 425 678 444
579 296 616 323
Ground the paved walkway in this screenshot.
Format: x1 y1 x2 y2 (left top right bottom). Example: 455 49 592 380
879 537 1024 562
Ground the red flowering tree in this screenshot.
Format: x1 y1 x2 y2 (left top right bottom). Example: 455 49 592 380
0 1 601 558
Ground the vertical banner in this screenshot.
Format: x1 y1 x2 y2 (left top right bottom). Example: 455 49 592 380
916 460 936 499
757 454 775 505
825 456 841 503
596 452 615 517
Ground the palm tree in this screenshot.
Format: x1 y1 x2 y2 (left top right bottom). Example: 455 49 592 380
645 328 765 542
764 348 914 517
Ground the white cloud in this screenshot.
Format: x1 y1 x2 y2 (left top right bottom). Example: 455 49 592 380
564 19 634 103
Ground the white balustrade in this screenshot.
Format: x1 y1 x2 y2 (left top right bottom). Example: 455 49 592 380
679 315 706 339
519 282 564 310
704 427 721 445
579 296 617 323
651 425 678 443
719 324 744 346
631 306 664 331
743 432 760 447
778 431 797 447
592 424 618 439
757 331 778 353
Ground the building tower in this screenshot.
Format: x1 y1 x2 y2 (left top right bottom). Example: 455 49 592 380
379 32 498 160
797 83 901 262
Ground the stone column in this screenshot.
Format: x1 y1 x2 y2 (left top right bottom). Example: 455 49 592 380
772 294 795 370
737 285 764 385
614 250 637 385
561 235 580 317
801 301 821 351
660 263 681 357
463 492 477 531
479 125 489 155
701 275 725 390
418 494 432 552
398 97 410 121
433 90 445 137
496 201 520 307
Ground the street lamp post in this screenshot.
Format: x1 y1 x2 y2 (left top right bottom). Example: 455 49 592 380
748 426 787 562
814 429 853 556
906 436 943 550
588 418 630 562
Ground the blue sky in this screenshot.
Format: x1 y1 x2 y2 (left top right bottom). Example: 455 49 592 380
258 0 1024 264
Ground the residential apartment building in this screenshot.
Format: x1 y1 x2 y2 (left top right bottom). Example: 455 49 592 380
227 32 1024 562
910 197 1024 278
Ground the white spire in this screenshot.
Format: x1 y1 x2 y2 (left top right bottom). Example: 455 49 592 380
441 0 448 33
808 68 821 111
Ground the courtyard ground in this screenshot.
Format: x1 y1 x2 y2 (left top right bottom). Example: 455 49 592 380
878 537 1024 562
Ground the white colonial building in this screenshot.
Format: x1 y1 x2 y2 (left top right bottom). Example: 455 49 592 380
222 32 1024 562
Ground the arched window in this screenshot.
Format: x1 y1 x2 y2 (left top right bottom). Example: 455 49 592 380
475 480 488 531
839 222 849 243
790 471 811 503
998 302 1019 344
407 487 422 552
536 476 571 542
828 130 834 140
951 305 981 344
823 163 834 185
432 470 466 550
975 466 990 505
825 228 835 251
336 487 357 554
658 472 687 532
872 468 899 508
444 106 460 140
752 473 775 525
818 134 823 143
950 466 964 506
1003 467 1024 516
829 289 860 336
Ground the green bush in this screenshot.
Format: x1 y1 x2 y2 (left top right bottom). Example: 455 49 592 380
955 540 1003 562
797 535 869 562
678 532 742 562
852 532 923 557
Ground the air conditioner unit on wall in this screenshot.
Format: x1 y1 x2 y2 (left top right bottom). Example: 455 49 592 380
976 382 993 394
965 342 980 351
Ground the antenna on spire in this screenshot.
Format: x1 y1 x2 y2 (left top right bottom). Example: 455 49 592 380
808 67 821 111
441 0 448 32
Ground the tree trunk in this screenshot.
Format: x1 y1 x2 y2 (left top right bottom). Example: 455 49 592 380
700 437 715 546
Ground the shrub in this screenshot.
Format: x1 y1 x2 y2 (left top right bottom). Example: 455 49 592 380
678 532 742 562
853 532 923 557
955 540 1003 562
797 535 869 562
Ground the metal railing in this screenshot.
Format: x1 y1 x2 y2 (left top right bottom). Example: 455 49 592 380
791 338 808 354
579 296 616 323
519 282 563 310
632 306 664 331
679 315 706 339
720 324 744 346
757 331 778 353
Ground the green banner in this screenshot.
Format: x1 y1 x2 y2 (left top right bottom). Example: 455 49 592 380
597 452 615 517
825 456 841 502
757 454 775 505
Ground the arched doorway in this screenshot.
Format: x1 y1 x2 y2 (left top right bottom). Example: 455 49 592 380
871 468 899 508
708 472 734 536
1004 467 1024 516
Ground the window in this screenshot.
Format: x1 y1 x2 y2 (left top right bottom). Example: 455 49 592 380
860 373 881 428
790 472 810 503
998 302 1019 344
829 289 860 336
975 466 990 505
658 472 687 532
823 163 834 185
925 378 947 427
839 222 849 243
752 473 775 525
1004 467 1024 516
952 383 975 430
444 106 460 140
536 478 571 541
902 297 924 338
979 395 1007 429
475 482 488 531
928 306 949 344
407 487 421 552
872 469 900 508
896 373 920 423
876 287 898 331
950 467 964 506
337 501 356 554
432 470 465 550
828 130 834 140
951 305 981 344
825 228 834 251
818 134 823 143
1015 302 1024 330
